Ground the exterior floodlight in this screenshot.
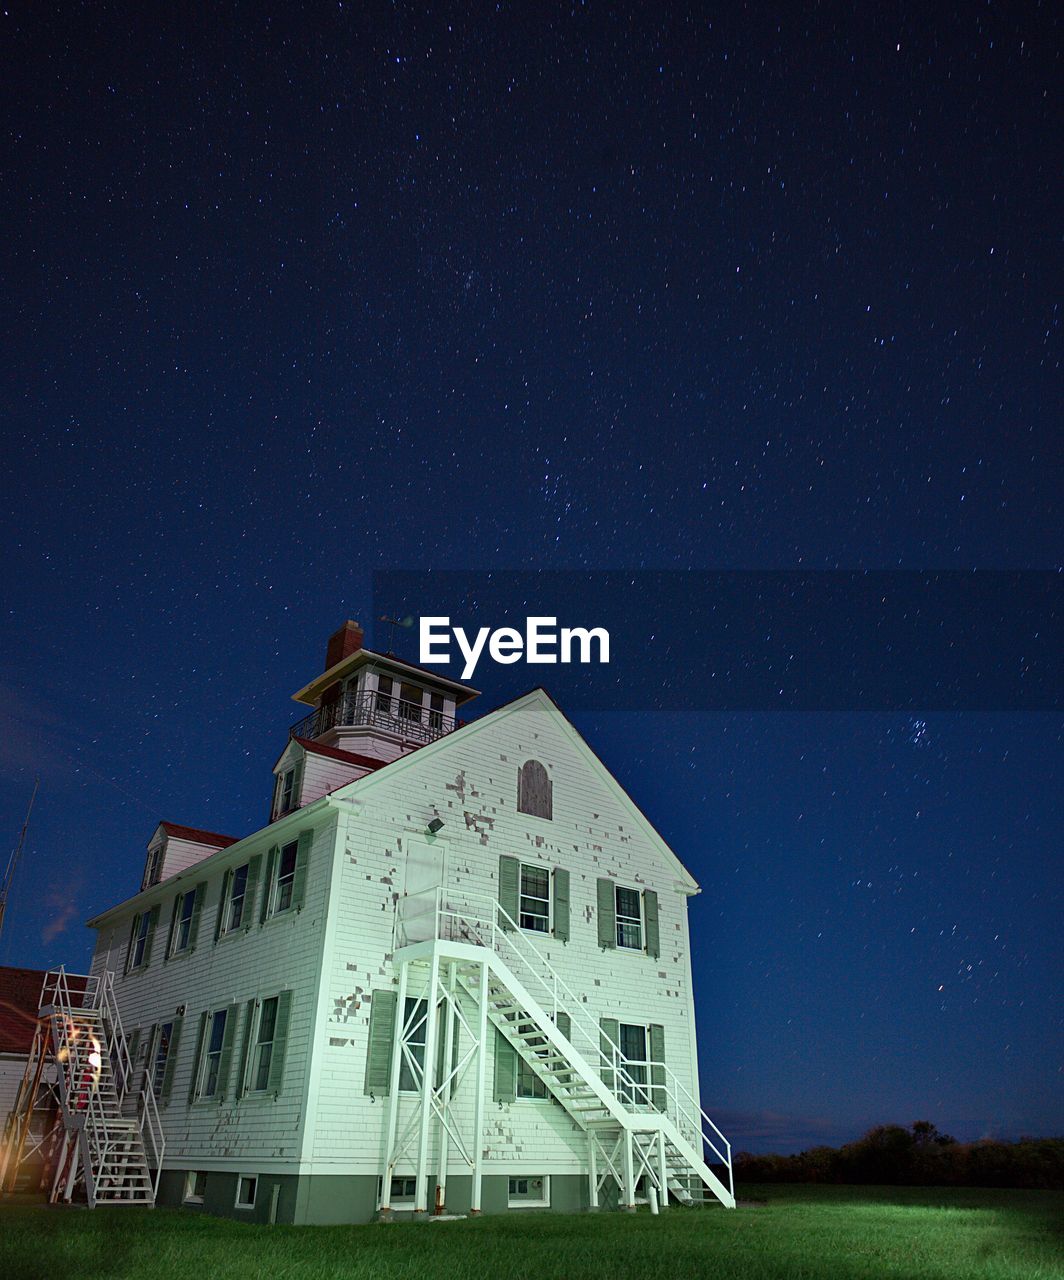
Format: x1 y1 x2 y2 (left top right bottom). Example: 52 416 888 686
427 817 444 835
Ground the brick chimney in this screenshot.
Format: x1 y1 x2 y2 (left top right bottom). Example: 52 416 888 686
324 620 364 671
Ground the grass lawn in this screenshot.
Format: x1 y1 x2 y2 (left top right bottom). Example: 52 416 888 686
1 1185 1061 1280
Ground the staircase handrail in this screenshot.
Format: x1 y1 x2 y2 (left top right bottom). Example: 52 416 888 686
398 886 732 1184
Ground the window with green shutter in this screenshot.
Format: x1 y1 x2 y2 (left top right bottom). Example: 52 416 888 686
596 879 616 949
552 867 570 941
648 1023 666 1111
493 1028 517 1103
126 905 159 972
159 1015 182 1104
498 855 519 928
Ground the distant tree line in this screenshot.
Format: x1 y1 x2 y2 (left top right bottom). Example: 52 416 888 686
732 1122 1064 1190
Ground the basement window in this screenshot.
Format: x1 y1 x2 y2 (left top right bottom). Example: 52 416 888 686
183 1170 207 1204
388 1176 417 1205
235 1175 257 1210
508 1175 550 1207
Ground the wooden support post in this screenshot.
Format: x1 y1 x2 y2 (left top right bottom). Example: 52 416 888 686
588 1131 599 1210
621 1128 636 1212
378 960 409 1216
434 962 457 1213
414 951 441 1214
657 1130 669 1208
469 960 489 1214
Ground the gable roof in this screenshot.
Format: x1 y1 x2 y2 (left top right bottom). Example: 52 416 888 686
156 822 240 849
329 687 700 894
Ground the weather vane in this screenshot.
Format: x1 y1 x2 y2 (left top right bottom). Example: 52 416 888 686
378 614 414 655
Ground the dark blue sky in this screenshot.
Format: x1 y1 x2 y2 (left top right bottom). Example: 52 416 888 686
1 3 1059 1152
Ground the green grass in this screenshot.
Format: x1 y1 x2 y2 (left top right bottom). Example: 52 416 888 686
1 1186 1061 1280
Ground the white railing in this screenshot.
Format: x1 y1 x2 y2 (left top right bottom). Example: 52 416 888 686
39 967 165 1200
395 888 732 1195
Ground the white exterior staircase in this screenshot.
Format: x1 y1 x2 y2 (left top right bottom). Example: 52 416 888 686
394 889 734 1211
1 968 163 1207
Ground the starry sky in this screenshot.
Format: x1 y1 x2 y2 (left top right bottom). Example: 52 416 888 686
1 3 1060 1152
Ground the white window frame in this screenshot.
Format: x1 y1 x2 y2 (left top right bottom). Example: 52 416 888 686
196 1008 228 1100
244 996 279 1095
618 1021 651 1106
387 1175 417 1205
171 888 197 955
271 840 299 916
518 863 552 934
235 1174 258 1210
183 1170 207 1204
144 845 163 889
614 884 644 951
149 1020 174 1095
515 1019 549 1100
277 768 296 816
222 863 250 935
507 1174 550 1207
129 911 152 970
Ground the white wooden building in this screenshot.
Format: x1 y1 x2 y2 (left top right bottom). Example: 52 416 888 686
73 620 733 1222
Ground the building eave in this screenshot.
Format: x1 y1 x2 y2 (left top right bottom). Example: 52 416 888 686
290 646 479 708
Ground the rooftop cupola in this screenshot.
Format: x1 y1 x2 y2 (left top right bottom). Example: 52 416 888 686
287 619 480 764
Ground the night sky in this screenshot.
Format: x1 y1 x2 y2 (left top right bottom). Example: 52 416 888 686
2 4 1060 1153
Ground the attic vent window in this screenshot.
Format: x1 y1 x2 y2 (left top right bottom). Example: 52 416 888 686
517 760 552 820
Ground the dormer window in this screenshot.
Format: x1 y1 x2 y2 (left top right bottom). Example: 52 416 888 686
517 760 552 820
279 769 296 813
143 844 164 890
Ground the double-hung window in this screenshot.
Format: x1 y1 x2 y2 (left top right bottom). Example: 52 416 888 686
278 769 296 815
428 692 444 731
615 886 643 950
199 1009 228 1099
143 845 163 889
274 841 298 914
172 889 197 954
150 1021 175 1095
519 864 551 933
618 1022 650 1106
223 864 250 934
130 911 152 969
250 997 279 1093
516 1020 548 1100
375 674 393 714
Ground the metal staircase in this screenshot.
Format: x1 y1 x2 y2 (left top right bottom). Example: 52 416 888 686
0 968 163 1207
383 888 734 1215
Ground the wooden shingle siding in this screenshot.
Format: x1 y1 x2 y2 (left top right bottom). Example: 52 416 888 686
309 695 701 1177
91 816 336 1168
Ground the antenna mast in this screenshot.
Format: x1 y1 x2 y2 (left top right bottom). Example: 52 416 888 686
0 777 39 945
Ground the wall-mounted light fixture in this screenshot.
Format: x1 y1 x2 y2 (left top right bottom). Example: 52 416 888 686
427 817 445 835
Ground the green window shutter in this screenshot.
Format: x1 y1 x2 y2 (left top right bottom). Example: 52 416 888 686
140 905 161 969
292 829 312 912
498 855 519 929
216 1003 239 1102
243 855 262 926
649 1024 667 1111
596 879 616 949
188 1011 209 1104
187 882 206 951
127 1028 141 1084
644 889 660 958
235 999 257 1100
493 1028 517 1103
124 914 141 974
160 1015 182 1104
215 870 233 942
552 867 570 942
163 897 179 964
267 990 293 1095
364 990 398 1095
555 1011 571 1041
599 1017 620 1090
260 846 279 923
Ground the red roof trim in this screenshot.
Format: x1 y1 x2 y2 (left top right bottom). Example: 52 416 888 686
293 737 386 771
159 822 240 848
